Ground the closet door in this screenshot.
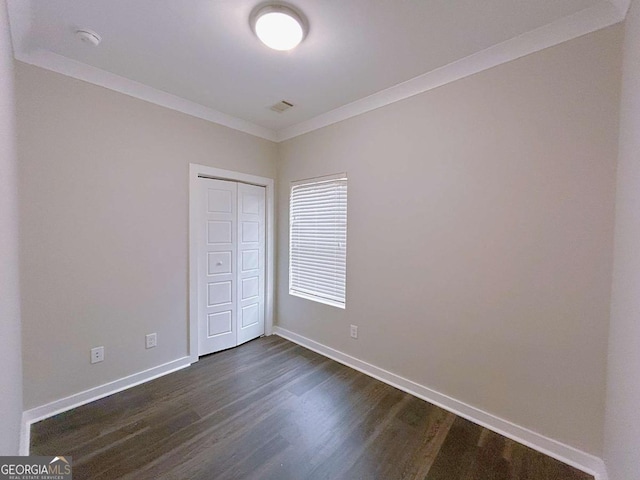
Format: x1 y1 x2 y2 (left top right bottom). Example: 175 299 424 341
237 183 266 345
198 178 237 355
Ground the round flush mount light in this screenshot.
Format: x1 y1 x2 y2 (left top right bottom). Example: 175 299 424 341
75 29 101 46
251 4 307 51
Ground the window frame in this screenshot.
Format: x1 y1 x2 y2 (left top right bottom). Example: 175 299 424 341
289 173 347 309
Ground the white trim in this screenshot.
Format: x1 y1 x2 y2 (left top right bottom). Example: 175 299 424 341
8 1 626 144
189 164 275 363
288 290 346 309
13 48 277 142
276 2 625 142
291 172 347 186
273 326 609 480
20 356 191 455
19 413 29 456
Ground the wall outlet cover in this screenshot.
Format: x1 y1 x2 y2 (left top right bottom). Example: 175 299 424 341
146 333 157 349
91 346 104 364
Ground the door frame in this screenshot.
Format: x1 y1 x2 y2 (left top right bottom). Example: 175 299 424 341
188 163 275 363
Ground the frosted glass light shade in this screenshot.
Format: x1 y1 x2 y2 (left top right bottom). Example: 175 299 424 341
253 6 305 51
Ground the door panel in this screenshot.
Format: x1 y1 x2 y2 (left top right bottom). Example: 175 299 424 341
198 178 265 355
198 178 237 355
207 252 231 275
237 183 265 345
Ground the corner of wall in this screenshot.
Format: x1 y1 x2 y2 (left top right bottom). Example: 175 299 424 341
0 0 24 456
603 1 640 479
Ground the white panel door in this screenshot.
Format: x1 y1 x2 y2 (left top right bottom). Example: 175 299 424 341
198 178 237 355
198 178 265 355
237 183 266 345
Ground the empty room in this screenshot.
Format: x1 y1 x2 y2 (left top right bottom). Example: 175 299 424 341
1 0 639 479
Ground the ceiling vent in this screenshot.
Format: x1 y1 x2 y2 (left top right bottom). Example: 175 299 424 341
270 100 294 113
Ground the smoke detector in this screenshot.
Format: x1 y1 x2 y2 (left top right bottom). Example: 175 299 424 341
75 29 101 46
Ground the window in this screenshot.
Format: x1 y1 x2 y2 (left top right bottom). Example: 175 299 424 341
289 173 347 308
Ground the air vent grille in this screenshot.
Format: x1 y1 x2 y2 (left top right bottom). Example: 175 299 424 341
270 100 294 113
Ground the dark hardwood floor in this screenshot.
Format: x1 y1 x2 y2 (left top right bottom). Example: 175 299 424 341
31 336 592 480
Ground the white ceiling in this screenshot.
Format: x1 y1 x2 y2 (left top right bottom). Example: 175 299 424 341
8 0 629 141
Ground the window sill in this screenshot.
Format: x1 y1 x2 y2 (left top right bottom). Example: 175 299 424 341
289 290 345 309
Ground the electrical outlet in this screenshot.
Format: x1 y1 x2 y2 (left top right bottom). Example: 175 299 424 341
350 325 358 339
146 333 157 349
91 346 104 364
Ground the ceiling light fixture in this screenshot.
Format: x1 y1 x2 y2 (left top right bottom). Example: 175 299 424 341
251 4 307 51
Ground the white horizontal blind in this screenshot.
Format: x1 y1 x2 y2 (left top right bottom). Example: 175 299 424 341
289 174 347 308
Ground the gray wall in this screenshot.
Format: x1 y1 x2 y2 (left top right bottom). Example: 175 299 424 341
16 63 277 409
277 26 622 456
604 1 640 478
0 0 23 455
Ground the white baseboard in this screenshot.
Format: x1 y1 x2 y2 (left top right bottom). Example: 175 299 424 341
274 326 608 480
20 356 191 456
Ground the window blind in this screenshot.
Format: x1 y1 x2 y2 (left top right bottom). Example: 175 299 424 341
289 174 347 308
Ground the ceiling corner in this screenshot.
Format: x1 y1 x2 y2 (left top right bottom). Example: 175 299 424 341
276 1 626 143
13 49 278 142
607 0 632 17
9 0 625 145
6 0 32 57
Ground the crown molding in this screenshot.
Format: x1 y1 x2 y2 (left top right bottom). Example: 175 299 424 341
276 2 625 142
8 0 627 144
7 0 276 141
6 0 277 142
14 49 278 141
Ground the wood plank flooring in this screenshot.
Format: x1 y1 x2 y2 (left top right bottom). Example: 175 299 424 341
31 336 593 480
